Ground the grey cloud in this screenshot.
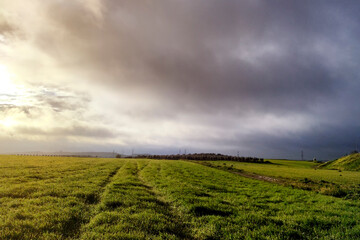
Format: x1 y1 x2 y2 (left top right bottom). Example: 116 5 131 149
15 124 117 139
0 21 13 34
0 16 15 34
35 91 89 113
35 0 347 114
0 104 37 117
2 0 360 158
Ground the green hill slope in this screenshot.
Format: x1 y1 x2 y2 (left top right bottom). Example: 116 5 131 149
320 153 360 171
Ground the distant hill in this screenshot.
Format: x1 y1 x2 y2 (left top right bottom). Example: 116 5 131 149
319 152 360 171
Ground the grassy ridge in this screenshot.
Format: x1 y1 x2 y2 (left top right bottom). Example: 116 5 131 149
320 153 360 171
1 156 360 239
204 159 360 185
202 159 360 198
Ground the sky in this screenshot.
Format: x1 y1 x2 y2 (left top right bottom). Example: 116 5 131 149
0 0 360 160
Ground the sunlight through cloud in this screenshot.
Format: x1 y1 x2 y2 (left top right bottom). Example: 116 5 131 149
0 64 17 95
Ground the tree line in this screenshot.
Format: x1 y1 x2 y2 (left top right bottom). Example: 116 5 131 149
135 153 267 163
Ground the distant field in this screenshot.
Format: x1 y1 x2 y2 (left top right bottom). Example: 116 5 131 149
204 159 360 185
1 156 360 239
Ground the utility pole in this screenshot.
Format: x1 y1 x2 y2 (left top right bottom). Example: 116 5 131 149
237 151 239 157
131 149 134 158
301 150 304 161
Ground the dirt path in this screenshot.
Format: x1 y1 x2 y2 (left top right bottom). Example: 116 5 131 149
191 161 356 200
192 161 284 184
230 170 283 183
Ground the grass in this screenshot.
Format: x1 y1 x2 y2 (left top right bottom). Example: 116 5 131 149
80 160 190 239
202 159 360 185
0 155 122 239
201 159 360 199
320 153 360 171
141 160 360 239
1 155 360 239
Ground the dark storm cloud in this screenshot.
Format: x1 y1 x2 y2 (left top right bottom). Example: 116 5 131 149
37 0 355 115
2 0 360 158
242 123 360 161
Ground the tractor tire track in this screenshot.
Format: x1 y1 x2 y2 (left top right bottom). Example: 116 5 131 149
136 161 193 239
73 162 125 239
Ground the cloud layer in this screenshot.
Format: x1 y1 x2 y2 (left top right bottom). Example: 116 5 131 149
1 0 360 159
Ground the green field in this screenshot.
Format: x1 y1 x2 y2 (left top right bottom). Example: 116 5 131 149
1 156 360 239
203 159 360 185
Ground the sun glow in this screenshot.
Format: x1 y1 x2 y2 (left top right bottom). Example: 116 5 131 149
0 64 18 95
0 117 17 128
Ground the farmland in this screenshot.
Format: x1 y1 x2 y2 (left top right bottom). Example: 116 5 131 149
1 156 360 239
202 159 360 185
201 159 360 199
